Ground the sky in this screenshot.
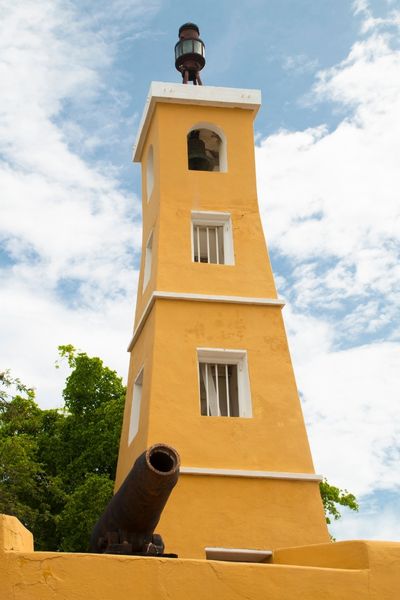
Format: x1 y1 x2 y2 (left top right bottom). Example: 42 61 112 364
1 0 399 542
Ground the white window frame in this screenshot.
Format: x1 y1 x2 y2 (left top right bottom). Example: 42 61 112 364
142 230 153 291
191 211 234 265
146 145 154 202
197 348 252 418
128 367 144 444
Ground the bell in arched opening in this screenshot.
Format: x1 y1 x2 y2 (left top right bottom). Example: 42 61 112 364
188 131 212 171
187 129 222 172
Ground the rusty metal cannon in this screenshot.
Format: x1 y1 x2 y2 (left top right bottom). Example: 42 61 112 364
89 443 180 556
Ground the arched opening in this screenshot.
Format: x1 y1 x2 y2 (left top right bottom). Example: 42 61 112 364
187 125 227 172
146 145 154 201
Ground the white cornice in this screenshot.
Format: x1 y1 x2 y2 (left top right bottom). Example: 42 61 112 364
152 290 284 305
128 291 285 351
180 466 323 482
132 81 261 162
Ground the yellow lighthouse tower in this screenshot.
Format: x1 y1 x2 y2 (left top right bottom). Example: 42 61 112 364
115 76 330 557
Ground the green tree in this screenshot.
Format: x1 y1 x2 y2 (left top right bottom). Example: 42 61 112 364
0 371 65 548
53 345 125 492
0 348 125 551
320 478 359 525
57 474 114 552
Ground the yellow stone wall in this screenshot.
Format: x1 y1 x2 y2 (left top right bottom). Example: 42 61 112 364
2 516 400 600
117 299 329 556
134 102 278 326
158 476 328 558
115 90 330 557
117 301 316 480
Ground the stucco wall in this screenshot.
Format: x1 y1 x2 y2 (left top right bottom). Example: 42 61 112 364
2 517 400 600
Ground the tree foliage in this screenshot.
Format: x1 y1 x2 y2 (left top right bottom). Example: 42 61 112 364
1 349 358 551
57 474 114 552
0 347 125 551
320 478 359 525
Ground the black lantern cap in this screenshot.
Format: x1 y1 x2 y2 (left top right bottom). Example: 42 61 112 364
179 22 200 36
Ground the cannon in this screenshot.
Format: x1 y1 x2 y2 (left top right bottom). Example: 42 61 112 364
89 443 180 556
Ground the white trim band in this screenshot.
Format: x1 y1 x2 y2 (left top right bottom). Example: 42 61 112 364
180 466 323 482
151 291 285 305
205 547 272 563
133 82 261 162
128 291 285 351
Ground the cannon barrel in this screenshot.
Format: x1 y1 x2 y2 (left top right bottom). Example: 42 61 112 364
89 443 180 555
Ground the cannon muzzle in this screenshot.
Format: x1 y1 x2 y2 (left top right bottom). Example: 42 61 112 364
89 443 180 555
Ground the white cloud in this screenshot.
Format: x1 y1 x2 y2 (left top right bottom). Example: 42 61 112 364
353 0 370 15
256 11 400 510
0 279 137 409
352 0 400 33
282 307 400 497
257 16 400 324
282 54 319 74
300 338 400 495
331 492 400 542
0 0 154 406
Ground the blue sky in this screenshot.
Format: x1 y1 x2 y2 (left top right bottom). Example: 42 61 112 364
1 0 399 541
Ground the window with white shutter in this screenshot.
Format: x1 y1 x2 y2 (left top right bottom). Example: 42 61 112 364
197 349 252 418
191 212 234 265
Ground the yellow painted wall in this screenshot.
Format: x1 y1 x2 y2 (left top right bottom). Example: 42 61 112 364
0 515 33 553
117 300 330 556
134 102 277 327
2 516 400 600
115 307 156 486
156 104 277 299
148 300 313 473
117 300 331 556
118 299 317 475
117 94 329 557
274 540 377 569
158 476 328 558
134 111 161 325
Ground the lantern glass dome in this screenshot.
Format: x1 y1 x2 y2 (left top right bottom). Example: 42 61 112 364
175 38 205 60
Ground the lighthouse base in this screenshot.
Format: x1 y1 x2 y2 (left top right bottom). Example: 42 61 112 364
1 515 400 600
